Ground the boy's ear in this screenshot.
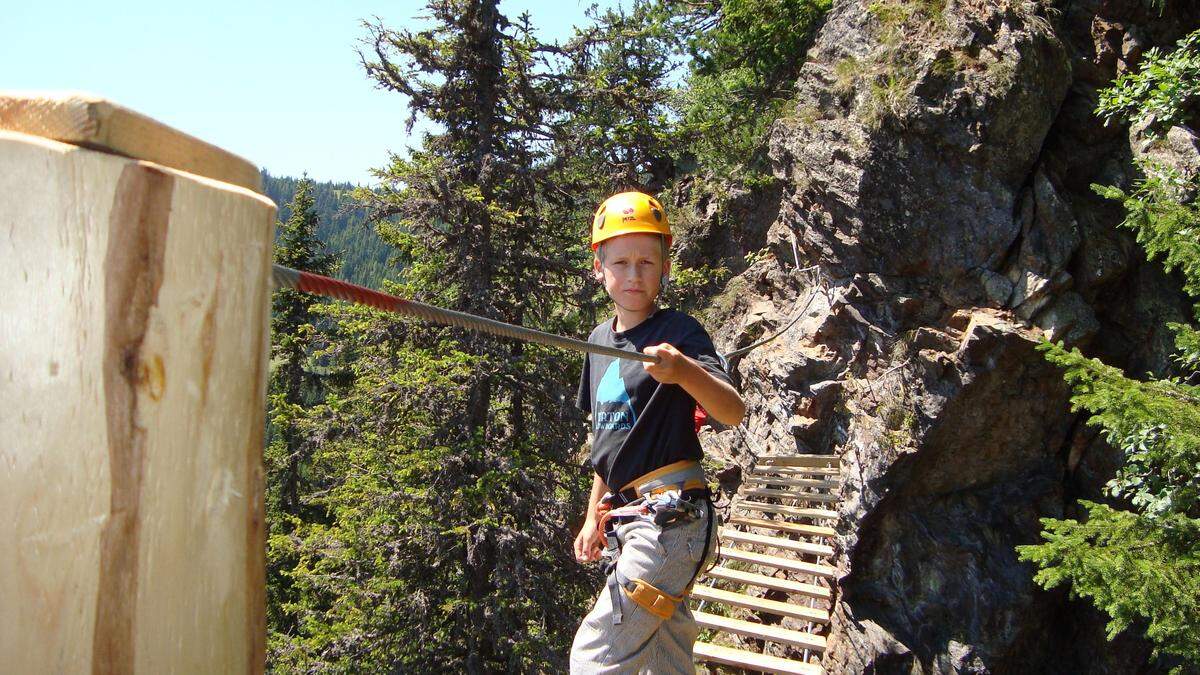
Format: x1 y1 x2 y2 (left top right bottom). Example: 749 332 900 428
592 257 604 283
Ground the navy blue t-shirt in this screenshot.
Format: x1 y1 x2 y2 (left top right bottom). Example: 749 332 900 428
576 308 732 492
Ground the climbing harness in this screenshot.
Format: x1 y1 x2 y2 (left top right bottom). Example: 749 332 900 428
611 569 685 621
599 490 715 624
594 460 717 625
618 458 708 498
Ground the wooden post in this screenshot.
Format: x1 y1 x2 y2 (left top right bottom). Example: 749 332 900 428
0 92 274 674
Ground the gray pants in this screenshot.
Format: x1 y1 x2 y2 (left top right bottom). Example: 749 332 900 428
570 505 714 674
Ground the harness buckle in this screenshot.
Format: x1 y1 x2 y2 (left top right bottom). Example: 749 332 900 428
647 488 706 528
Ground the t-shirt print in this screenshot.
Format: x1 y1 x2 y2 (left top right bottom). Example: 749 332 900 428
596 360 637 430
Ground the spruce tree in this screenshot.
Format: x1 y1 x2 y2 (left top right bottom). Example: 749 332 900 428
265 177 338 641
555 0 679 192
666 0 831 177
358 12 594 665
1018 30 1200 667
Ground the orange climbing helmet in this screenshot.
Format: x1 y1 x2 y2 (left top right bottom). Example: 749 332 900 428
590 191 671 250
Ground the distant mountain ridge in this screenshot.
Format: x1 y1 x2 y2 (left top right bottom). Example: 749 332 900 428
262 170 392 287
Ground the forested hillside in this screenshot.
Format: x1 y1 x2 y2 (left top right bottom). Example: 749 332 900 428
262 171 392 287
263 1 1200 673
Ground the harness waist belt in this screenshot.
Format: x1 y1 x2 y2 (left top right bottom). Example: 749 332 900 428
619 459 707 500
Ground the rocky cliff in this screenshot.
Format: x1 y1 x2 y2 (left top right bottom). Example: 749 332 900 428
678 0 1200 672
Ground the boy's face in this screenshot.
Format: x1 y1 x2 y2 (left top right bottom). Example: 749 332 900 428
593 233 670 313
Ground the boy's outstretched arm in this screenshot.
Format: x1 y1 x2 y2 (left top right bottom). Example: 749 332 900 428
643 343 746 426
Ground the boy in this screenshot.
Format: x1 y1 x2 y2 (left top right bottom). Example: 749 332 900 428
570 191 746 674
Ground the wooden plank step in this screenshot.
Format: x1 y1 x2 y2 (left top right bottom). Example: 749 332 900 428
729 516 837 539
694 641 823 675
743 488 839 503
719 547 836 579
756 455 839 468
752 466 841 477
691 585 830 624
744 476 839 490
694 611 827 652
704 566 831 601
721 529 835 558
736 501 839 521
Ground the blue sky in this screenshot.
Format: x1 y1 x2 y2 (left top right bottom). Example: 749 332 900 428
5 1 611 185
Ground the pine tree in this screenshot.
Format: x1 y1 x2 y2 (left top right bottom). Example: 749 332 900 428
555 0 680 192
1017 30 1200 667
264 177 338 641
667 0 831 177
550 0 832 190
261 170 394 288
269 177 338 516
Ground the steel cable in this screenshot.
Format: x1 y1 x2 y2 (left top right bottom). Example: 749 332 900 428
274 260 821 365
272 264 659 364
722 265 825 359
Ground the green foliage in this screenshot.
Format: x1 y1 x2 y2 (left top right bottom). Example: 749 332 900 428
1173 323 1200 372
863 70 916 130
867 0 947 34
551 0 830 188
1023 340 1200 666
841 0 956 129
663 263 731 313
267 305 550 671
1079 161 1200 523
1020 503 1200 659
1020 30 1200 668
670 0 830 176
1097 29 1200 134
1038 342 1200 518
557 0 679 191
673 67 788 184
268 177 338 468
686 0 830 83
265 179 340 640
271 178 338 279
1093 162 1200 300
264 0 842 669
1095 157 1200 375
833 56 863 99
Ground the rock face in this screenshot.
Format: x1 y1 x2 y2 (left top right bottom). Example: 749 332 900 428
684 1 1200 672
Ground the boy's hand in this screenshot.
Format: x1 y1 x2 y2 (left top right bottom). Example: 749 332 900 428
574 517 604 563
643 343 692 384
